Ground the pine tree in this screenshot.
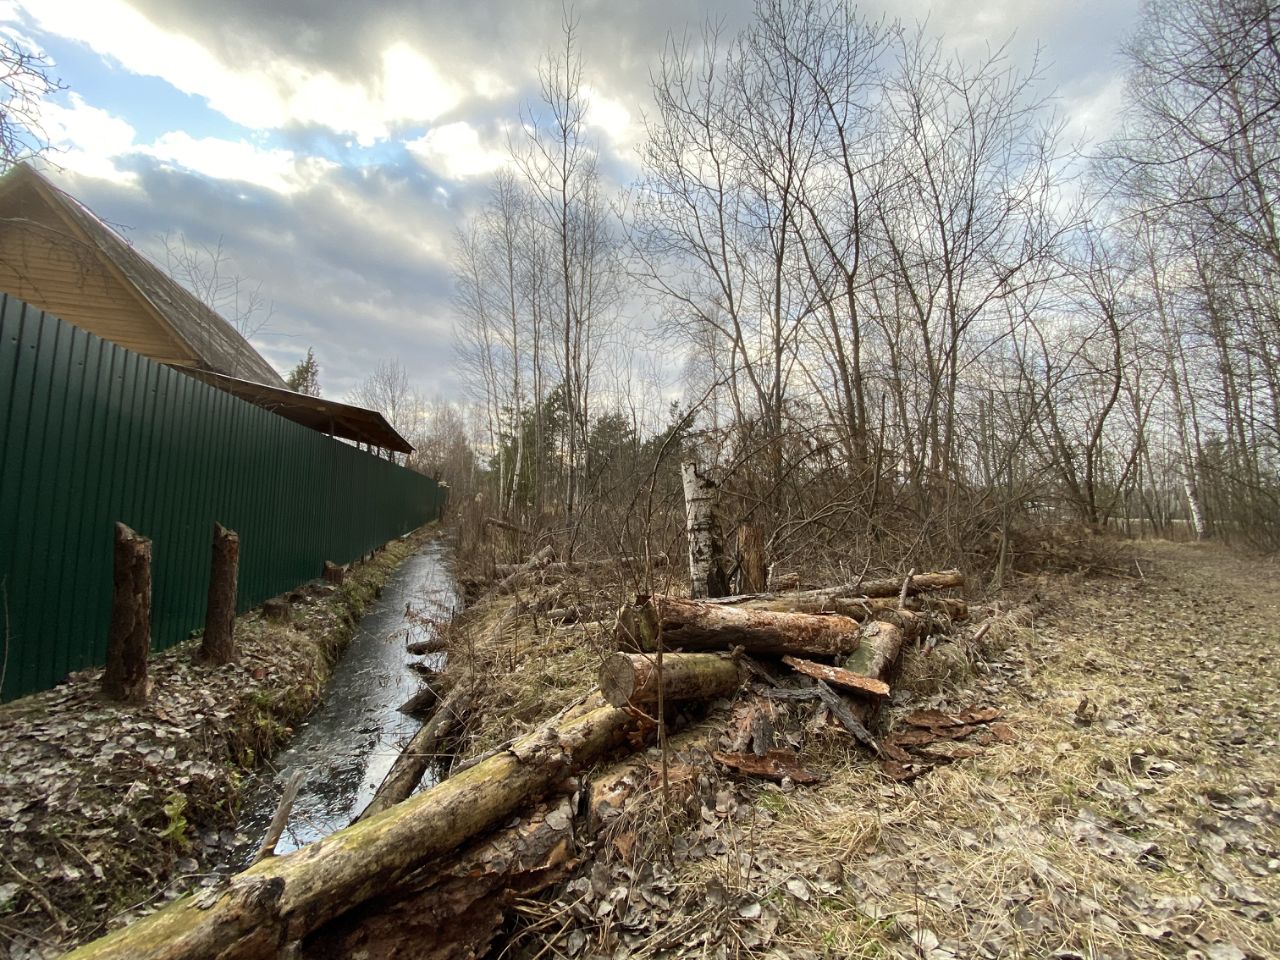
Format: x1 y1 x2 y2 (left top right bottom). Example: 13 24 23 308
286 347 321 396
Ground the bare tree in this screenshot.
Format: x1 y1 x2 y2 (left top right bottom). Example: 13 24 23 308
0 38 63 172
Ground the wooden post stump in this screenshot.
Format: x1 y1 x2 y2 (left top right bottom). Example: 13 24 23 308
102 523 152 703
200 523 240 664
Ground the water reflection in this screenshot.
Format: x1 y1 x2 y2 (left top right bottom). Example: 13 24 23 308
227 538 457 864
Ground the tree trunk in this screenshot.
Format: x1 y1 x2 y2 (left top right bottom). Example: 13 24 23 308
200 523 240 665
598 652 740 708
65 650 743 960
356 684 474 823
616 595 863 659
65 703 635 960
102 523 151 704
736 524 767 593
709 570 963 610
681 459 729 598
725 594 965 621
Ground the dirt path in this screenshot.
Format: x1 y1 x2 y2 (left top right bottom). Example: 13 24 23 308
506 541 1279 960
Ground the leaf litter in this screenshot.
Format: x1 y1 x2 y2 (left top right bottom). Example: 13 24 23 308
491 541 1279 960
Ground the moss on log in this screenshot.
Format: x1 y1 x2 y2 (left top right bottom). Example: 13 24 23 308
63 704 635 960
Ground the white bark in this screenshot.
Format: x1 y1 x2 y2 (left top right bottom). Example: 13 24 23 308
681 458 729 598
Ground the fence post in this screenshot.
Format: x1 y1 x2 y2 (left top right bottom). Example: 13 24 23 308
200 522 240 665
102 522 152 703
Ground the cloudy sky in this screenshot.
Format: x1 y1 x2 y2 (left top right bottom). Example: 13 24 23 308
5 0 1142 401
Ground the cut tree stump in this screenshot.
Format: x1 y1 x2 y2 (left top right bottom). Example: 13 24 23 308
598 652 740 708
200 523 240 665
616 594 863 659
102 523 152 704
736 524 767 593
681 458 729 598
262 598 291 623
322 561 346 585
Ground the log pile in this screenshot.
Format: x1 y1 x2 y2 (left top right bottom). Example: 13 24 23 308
68 568 967 960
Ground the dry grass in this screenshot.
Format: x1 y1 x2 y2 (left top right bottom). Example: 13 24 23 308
479 540 1277 960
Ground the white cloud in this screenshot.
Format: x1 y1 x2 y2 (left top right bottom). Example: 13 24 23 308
19 0 462 143
139 132 334 194
35 91 334 194
406 121 508 180
38 93 138 183
582 85 634 148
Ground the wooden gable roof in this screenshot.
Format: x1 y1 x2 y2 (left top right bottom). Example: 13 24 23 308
0 164 286 388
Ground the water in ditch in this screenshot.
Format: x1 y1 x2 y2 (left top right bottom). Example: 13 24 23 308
225 537 458 864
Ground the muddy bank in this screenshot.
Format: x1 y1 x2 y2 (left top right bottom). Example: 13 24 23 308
0 526 439 959
228 539 457 861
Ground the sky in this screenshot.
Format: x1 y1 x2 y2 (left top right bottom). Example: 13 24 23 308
3 0 1143 402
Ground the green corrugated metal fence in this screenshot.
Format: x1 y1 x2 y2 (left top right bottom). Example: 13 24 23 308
0 294 445 701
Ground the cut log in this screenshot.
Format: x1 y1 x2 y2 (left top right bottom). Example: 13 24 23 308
356 684 473 823
200 523 240 665
781 656 889 698
302 795 580 960
711 570 964 611
842 620 906 686
617 594 863 659
598 652 740 708
681 458 729 598
102 523 151 704
322 561 346 585
64 662 738 960
64 704 634 960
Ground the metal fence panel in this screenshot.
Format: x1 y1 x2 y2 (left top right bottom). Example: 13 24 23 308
0 295 444 700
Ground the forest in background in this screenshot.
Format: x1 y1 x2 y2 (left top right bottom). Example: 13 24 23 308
408 0 1279 570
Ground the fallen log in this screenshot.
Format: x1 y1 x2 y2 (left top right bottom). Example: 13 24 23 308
483 515 532 537
707 569 964 610
728 594 965 622
356 684 474 823
65 665 739 960
616 594 863 659
781 655 889 698
598 652 741 708
302 795 580 960
396 681 441 717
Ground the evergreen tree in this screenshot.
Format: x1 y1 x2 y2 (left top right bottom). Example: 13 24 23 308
286 347 321 396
